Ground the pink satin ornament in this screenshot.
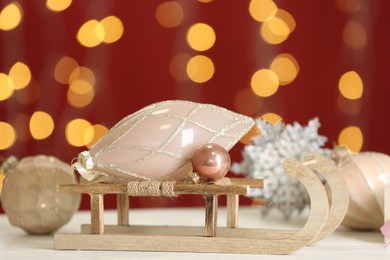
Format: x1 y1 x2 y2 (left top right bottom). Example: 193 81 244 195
335 150 390 230
381 220 390 248
73 100 254 182
192 143 231 181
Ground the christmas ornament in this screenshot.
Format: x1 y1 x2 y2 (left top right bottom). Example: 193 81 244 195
0 156 15 195
381 220 390 248
334 149 390 230
192 143 231 181
0 170 5 195
0 172 4 194
231 117 331 219
1 155 81 235
73 100 254 182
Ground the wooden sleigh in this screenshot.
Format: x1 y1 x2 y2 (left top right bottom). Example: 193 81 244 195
54 153 349 255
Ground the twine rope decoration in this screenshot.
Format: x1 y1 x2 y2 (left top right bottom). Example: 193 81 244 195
127 180 176 197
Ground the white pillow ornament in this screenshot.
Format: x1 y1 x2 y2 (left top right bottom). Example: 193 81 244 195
73 100 255 182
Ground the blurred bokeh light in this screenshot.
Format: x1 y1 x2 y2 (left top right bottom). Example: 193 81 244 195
29 111 54 140
46 0 72 12
0 1 389 211
338 126 363 153
0 2 22 31
156 1 184 28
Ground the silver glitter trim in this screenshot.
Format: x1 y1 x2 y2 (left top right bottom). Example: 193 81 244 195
85 100 254 180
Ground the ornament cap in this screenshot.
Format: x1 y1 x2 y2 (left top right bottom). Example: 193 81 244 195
332 146 352 166
0 156 18 175
73 151 100 181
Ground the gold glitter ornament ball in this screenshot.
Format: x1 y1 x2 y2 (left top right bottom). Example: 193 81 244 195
1 155 81 235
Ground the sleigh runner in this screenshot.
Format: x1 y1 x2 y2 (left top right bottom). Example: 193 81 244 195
54 154 349 255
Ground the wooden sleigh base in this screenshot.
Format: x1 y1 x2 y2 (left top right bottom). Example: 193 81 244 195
54 153 349 255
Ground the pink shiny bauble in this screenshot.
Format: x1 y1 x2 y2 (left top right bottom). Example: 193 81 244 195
337 151 390 230
192 143 231 181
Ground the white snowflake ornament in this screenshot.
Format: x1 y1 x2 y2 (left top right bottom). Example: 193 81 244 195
231 117 330 219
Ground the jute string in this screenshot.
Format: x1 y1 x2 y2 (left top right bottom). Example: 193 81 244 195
127 181 176 197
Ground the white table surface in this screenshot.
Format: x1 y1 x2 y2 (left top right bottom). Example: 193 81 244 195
0 207 388 259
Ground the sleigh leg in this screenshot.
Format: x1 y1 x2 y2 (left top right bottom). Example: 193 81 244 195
90 193 104 234
117 193 129 226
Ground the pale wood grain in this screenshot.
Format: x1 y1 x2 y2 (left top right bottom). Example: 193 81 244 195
90 193 104 234
174 183 248 195
79 224 297 238
224 178 263 188
205 194 218 237
304 153 349 244
116 194 129 226
226 194 238 228
55 159 332 254
3 209 387 259
280 159 329 253
54 232 306 254
61 183 127 194
58 177 261 196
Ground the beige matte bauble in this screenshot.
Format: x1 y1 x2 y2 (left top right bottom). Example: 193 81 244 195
335 150 390 230
1 155 81 235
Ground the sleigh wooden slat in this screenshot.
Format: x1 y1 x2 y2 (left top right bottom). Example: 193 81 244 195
58 178 262 236
54 155 349 255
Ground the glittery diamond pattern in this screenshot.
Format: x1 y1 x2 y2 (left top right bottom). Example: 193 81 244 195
87 100 255 182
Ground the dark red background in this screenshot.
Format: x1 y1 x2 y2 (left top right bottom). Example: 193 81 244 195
1 1 389 212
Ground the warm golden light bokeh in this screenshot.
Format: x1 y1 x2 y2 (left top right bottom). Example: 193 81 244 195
0 2 23 31
65 119 93 147
240 125 261 145
67 87 95 108
251 69 279 97
29 111 54 140
261 16 290 44
9 62 31 90
101 15 124 44
69 66 96 86
249 0 277 22
69 79 93 95
54 56 79 84
338 125 363 153
270 53 299 85
276 9 296 33
260 112 283 125
338 70 364 100
85 124 109 149
67 66 96 107
46 0 72 12
186 55 215 83
77 19 105 48
156 1 184 28
0 73 14 101
186 23 216 51
0 121 16 150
